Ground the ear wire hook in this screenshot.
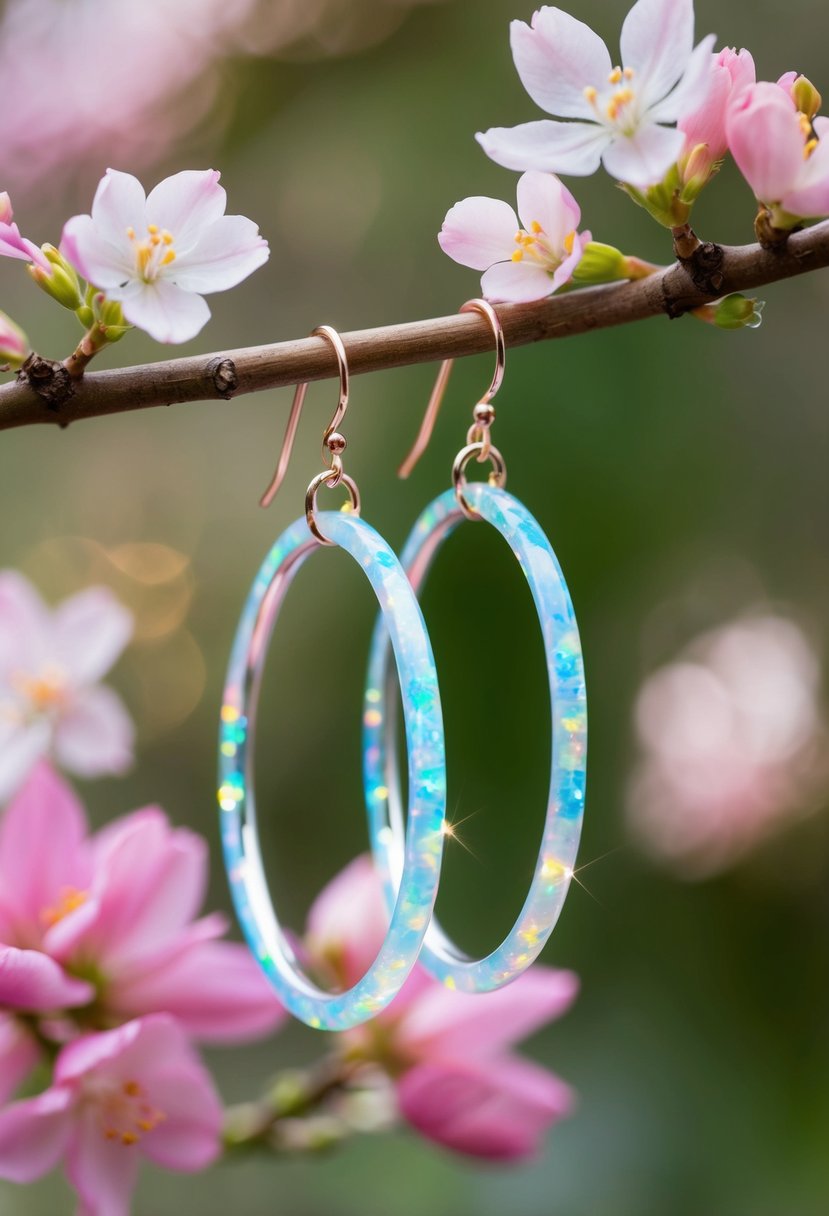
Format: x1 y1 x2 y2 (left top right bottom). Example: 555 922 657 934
260 325 351 509
398 298 505 480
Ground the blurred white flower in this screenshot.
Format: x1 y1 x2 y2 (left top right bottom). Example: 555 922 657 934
628 615 829 877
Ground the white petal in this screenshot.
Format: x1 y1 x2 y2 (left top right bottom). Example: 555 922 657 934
621 0 694 105
61 215 134 291
649 35 718 124
0 720 51 804
437 197 518 270
601 123 686 188
510 10 612 120
146 170 226 250
477 120 610 175
119 279 211 344
170 215 269 294
53 686 134 779
481 260 556 303
90 170 147 248
516 172 580 250
0 571 50 680
53 587 133 685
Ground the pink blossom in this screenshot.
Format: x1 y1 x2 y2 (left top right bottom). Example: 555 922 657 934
0 309 29 367
0 1014 222 1215
0 764 284 1049
628 615 829 878
306 856 578 1161
677 47 755 186
61 169 269 344
0 1016 39 1104
477 0 716 190
439 171 589 303
0 192 50 271
726 82 829 222
0 573 135 802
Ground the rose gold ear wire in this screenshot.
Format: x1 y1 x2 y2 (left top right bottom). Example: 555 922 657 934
259 325 360 544
398 298 507 519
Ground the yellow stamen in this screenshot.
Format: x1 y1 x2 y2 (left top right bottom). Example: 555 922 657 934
161 250 176 265
511 248 524 262
41 886 89 928
606 87 635 122
121 1133 138 1146
608 67 623 84
624 66 635 80
530 220 543 234
583 86 598 104
804 137 819 159
147 223 159 235
125 226 135 239
564 230 576 255
162 230 174 245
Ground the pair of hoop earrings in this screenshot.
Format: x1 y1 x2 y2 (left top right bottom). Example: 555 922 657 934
218 300 587 1031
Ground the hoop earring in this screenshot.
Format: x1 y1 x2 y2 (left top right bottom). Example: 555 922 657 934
219 326 447 1030
363 300 587 993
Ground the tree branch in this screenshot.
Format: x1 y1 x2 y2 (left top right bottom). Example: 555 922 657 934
2 221 828 432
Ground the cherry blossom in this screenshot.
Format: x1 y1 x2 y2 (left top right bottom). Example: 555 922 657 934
61 169 269 344
0 1014 222 1216
477 0 715 190
439 170 589 302
306 856 578 1160
677 47 755 190
0 573 134 803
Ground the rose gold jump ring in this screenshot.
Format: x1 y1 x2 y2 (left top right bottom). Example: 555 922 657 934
452 441 507 520
305 469 361 545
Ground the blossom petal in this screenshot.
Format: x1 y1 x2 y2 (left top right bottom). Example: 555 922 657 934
139 1066 223 1171
90 170 147 250
170 214 269 294
0 1088 73 1182
437 197 518 271
0 946 94 1010
510 10 612 120
118 279 211 344
648 34 718 124
783 117 829 217
60 215 133 290
0 570 50 678
516 171 581 248
481 260 557 303
0 1017 39 1103
551 228 590 291
53 587 132 685
145 170 226 250
306 855 389 988
0 762 90 933
108 939 285 1044
398 1055 574 1160
66 1106 139 1216
53 685 134 779
600 123 686 188
399 966 579 1058
477 120 610 175
620 0 694 106
725 83 803 204
0 718 51 806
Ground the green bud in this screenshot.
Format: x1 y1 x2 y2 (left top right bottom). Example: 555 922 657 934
694 294 765 330
75 305 95 329
572 241 629 283
791 75 822 120
27 244 83 311
620 167 691 229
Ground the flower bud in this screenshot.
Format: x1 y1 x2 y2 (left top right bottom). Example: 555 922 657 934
0 192 13 224
572 241 628 283
27 243 83 310
694 294 765 330
0 308 29 367
790 74 822 120
622 171 691 229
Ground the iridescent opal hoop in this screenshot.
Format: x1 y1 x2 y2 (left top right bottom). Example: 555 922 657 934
219 509 446 1030
363 482 586 993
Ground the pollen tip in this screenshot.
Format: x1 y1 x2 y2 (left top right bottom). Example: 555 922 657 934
511 249 524 262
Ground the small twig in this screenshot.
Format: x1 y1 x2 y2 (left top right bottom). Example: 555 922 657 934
1 220 828 432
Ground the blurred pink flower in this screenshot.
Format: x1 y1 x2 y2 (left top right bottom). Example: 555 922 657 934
726 82 829 223
677 47 755 187
0 1014 222 1215
0 572 134 803
306 856 578 1161
476 0 715 189
0 764 284 1093
0 309 29 368
61 169 269 344
628 615 828 877
439 171 589 303
0 192 50 271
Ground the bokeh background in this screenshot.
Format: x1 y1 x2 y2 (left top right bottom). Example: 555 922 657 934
2 0 829 1211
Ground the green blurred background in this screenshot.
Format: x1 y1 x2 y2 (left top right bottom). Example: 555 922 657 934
2 0 829 1211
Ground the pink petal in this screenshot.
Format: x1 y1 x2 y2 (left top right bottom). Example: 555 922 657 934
169 214 269 294
0 224 50 271
0 570 50 678
0 946 94 1010
53 587 132 685
481 260 557 303
66 1106 139 1216
118 278 211 344
516 171 581 249
620 0 694 105
145 170 226 250
725 83 803 203
783 119 829 217
397 1055 574 1161
600 122 686 188
0 762 91 934
89 169 147 250
648 34 718 124
477 119 610 176
399 966 579 1059
551 228 590 291
0 1087 73 1182
108 939 285 1044
0 718 51 806
437 196 518 271
510 10 611 120
677 55 733 162
55 1019 144 1085
53 685 135 779
306 855 389 988
139 1065 223 1171
60 214 133 291
0 1016 40 1103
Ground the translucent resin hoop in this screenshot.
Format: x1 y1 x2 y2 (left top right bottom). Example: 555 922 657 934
219 511 447 1030
363 484 586 993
